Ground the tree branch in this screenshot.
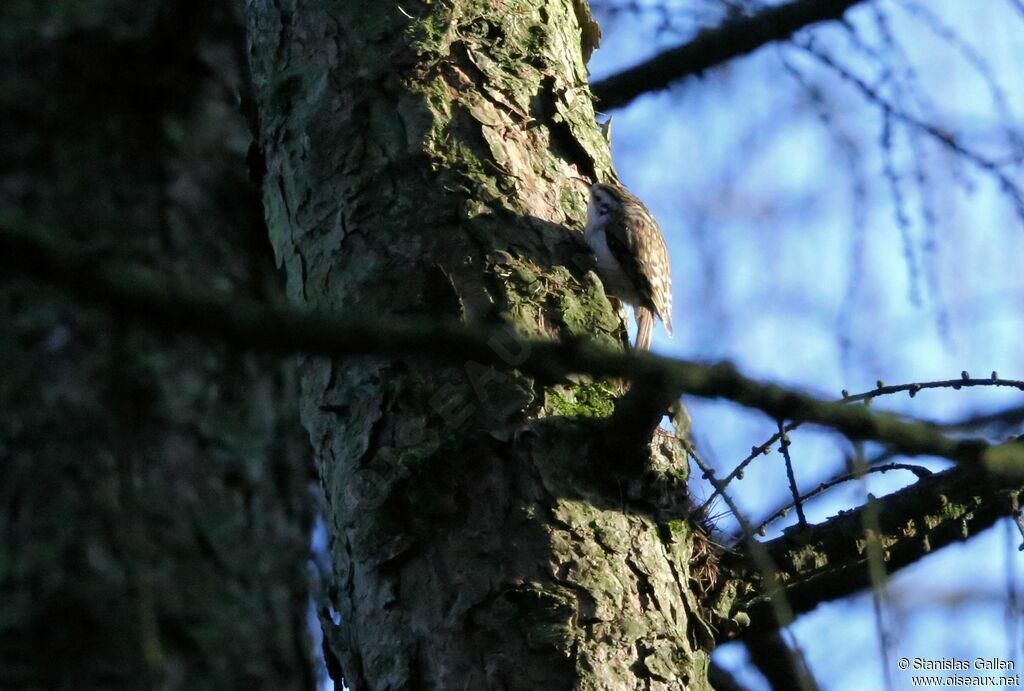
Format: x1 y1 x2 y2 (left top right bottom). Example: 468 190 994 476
708 661 752 691
4 221 1024 476
751 460 932 537
733 464 1022 635
604 374 681 472
591 0 869 111
701 376 1024 516
745 631 821 691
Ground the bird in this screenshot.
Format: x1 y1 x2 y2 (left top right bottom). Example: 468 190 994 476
583 181 673 350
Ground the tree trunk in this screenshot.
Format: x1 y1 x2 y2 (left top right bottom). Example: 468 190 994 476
247 2 718 688
0 3 315 688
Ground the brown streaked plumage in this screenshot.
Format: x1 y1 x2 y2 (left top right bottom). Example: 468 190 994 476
584 182 673 350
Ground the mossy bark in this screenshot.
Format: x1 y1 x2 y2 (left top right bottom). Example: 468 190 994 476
247 1 715 689
0 2 316 688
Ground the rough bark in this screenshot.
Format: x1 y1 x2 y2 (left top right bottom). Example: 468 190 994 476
0 3 315 688
246 1 717 689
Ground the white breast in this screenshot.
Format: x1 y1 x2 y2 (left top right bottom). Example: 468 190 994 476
584 223 641 306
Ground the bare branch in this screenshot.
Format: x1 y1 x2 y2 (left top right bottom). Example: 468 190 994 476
4 221 1024 476
733 464 1021 633
942 404 1024 434
708 661 751 691
798 37 1024 221
843 373 1024 403
752 461 932 537
688 446 817 691
777 420 808 530
604 374 680 471
745 631 822 691
701 375 1024 514
591 0 870 110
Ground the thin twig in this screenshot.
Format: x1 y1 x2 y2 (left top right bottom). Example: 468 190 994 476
1013 510 1024 552
799 37 1024 221
843 373 1024 403
852 442 896 691
752 461 931 537
700 374 1024 514
686 446 818 691
777 419 808 530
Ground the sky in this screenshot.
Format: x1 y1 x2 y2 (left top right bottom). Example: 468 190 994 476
587 0 1024 689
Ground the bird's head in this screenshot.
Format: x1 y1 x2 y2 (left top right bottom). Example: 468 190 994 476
588 182 624 222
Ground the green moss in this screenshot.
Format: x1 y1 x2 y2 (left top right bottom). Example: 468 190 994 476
618 615 647 641
418 79 454 120
661 519 690 544
545 383 616 420
408 5 456 54
560 275 620 340
560 184 587 217
512 264 540 287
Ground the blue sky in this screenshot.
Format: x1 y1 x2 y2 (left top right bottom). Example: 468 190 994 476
589 1 1024 688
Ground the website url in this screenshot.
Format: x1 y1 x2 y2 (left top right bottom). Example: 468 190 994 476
911 675 1022 687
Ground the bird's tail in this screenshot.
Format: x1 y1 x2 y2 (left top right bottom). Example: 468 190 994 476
634 306 654 351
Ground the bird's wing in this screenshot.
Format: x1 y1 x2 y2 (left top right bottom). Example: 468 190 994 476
605 205 673 335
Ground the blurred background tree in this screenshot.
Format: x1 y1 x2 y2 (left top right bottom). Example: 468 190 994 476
0 2 317 689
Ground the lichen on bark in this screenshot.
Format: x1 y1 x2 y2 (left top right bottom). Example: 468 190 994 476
247 1 716 688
